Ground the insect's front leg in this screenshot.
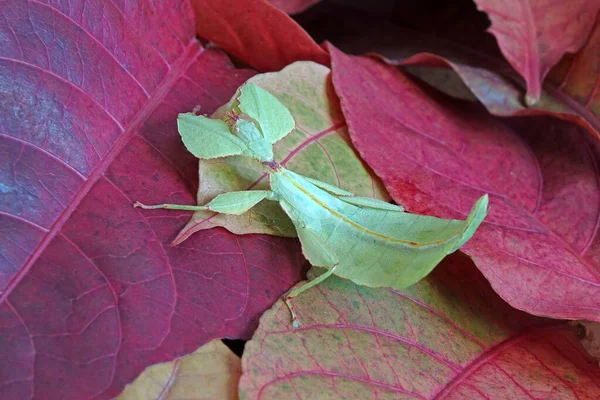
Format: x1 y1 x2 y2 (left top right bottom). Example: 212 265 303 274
135 190 277 215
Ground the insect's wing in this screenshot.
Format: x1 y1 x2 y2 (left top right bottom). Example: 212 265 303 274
339 196 404 212
337 194 488 288
304 176 354 196
237 83 295 144
279 200 338 269
297 225 339 268
178 113 246 159
303 177 404 212
273 168 488 290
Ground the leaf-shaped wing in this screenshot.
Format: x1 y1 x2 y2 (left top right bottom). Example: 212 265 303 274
271 168 487 289
237 83 295 143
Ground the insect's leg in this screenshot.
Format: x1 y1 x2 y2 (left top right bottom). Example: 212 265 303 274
134 202 209 211
135 190 277 215
284 261 338 328
279 201 339 327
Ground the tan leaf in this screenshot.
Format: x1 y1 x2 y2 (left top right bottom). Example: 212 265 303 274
117 340 240 400
174 61 388 243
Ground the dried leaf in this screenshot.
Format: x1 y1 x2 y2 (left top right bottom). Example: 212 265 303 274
267 0 322 15
578 322 600 365
324 16 600 142
174 62 388 241
191 0 329 71
117 340 240 400
402 52 600 142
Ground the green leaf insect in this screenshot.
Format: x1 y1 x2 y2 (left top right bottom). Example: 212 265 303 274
134 83 488 327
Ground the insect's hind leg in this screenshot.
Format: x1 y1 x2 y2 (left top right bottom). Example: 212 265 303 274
284 263 338 328
278 204 340 327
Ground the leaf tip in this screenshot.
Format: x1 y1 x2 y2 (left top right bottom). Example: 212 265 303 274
525 92 539 107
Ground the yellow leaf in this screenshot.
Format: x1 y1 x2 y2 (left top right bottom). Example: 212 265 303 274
117 340 240 400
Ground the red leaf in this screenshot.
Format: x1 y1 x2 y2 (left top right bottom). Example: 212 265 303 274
324 14 600 142
473 0 600 105
402 52 600 143
328 44 600 323
547 15 600 134
191 0 329 72
0 2 305 399
400 14 600 143
240 254 600 399
267 0 322 15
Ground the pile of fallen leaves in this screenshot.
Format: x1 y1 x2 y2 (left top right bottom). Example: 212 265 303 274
1 0 599 399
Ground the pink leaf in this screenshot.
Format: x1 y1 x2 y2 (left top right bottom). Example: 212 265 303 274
328 44 600 323
321 15 600 142
240 254 600 399
191 0 329 72
474 0 600 105
402 52 600 143
267 0 322 15
400 14 600 143
0 2 305 399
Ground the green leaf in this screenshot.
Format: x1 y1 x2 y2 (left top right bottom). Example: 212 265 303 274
174 61 388 243
239 255 597 399
177 113 246 159
237 83 295 144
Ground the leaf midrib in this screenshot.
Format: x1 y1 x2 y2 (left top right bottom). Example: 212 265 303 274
433 324 573 399
0 41 204 305
366 63 600 282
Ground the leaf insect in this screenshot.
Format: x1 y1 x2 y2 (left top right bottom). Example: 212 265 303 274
134 83 488 327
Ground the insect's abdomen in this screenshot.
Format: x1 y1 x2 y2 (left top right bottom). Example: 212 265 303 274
270 168 466 290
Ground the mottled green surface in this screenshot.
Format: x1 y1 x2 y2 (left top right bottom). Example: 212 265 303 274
239 254 598 399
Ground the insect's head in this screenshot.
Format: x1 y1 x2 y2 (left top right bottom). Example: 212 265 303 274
177 83 295 163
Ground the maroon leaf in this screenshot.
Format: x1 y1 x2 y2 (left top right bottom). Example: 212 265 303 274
267 0 322 15
328 44 600 323
473 0 600 105
240 254 600 399
399 15 600 142
191 0 329 72
402 52 600 142
314 12 600 142
0 1 305 399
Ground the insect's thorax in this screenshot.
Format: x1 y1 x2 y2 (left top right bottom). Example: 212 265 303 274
268 167 351 225
233 118 273 161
